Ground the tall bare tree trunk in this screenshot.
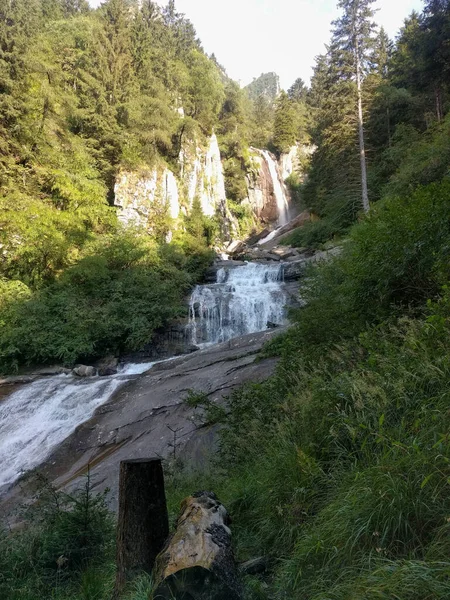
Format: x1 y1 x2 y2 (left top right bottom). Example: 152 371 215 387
356 41 370 214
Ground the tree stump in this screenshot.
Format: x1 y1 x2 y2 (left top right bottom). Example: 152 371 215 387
153 492 242 600
113 459 169 598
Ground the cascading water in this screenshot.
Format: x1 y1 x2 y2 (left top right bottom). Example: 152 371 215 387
188 262 286 346
0 262 288 491
0 362 155 490
260 150 290 226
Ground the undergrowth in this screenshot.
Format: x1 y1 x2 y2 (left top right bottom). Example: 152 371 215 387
2 180 450 599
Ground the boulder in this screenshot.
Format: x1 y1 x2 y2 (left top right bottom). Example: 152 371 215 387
96 356 119 377
245 228 271 246
72 365 97 378
226 240 246 255
271 246 297 259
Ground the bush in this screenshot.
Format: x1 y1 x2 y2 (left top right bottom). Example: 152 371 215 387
0 475 115 600
281 218 339 249
0 230 213 373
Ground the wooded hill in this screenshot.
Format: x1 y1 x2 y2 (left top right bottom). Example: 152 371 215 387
1 1 450 599
0 0 309 373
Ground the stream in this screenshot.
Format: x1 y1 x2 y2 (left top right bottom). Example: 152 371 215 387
0 262 288 492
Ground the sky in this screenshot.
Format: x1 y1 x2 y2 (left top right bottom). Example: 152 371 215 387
88 0 424 88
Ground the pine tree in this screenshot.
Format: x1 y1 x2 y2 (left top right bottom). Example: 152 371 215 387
332 0 377 212
272 90 296 154
420 0 450 121
288 78 308 102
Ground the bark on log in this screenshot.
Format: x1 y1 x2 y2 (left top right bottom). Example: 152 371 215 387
153 492 242 600
113 459 169 598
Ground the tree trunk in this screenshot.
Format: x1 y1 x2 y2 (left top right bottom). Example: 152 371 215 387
356 42 370 213
113 459 169 598
435 87 443 123
153 492 242 600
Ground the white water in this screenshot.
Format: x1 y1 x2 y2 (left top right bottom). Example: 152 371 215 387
0 362 156 489
0 262 287 490
188 262 286 346
261 150 290 226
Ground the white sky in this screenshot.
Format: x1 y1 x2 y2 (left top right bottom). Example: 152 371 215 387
88 0 424 88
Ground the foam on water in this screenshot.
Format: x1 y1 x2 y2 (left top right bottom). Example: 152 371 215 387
0 363 155 489
188 262 286 346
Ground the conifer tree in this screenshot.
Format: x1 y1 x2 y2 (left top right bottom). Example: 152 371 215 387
332 0 377 212
420 0 450 121
288 78 308 102
272 90 296 154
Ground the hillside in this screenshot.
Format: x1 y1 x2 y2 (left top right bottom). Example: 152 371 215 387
0 0 310 374
1 1 450 600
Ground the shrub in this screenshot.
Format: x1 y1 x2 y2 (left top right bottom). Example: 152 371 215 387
0 475 115 600
0 231 212 373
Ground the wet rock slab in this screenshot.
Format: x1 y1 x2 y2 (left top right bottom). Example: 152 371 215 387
1 329 283 514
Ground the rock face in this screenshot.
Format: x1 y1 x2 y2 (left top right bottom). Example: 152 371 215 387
114 134 235 238
180 133 227 218
279 144 316 181
113 136 311 240
114 168 178 229
279 145 300 180
243 148 290 225
0 330 282 516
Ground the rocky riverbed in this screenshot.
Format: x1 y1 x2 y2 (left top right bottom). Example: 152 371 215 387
0 329 282 516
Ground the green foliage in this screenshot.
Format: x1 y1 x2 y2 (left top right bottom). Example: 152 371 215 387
227 200 256 238
0 231 212 372
282 218 339 249
271 91 297 154
0 474 115 600
162 177 450 599
0 0 227 373
304 0 450 243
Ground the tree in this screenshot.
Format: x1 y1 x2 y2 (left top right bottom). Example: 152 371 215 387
332 0 377 213
419 0 450 121
272 90 297 154
288 78 308 102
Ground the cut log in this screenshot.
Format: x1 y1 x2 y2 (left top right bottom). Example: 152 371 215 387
153 491 242 600
113 459 169 598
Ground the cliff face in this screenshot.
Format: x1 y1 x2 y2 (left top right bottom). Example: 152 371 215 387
243 148 294 226
114 138 307 241
114 133 229 232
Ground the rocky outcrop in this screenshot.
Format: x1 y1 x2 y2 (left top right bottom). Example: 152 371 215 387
282 247 342 280
114 134 236 239
243 152 279 222
279 145 300 180
243 148 291 225
114 168 179 231
0 330 283 516
279 144 315 181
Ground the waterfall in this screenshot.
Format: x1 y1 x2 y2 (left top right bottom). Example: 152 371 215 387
0 362 155 491
260 150 290 226
164 170 180 220
188 262 286 346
